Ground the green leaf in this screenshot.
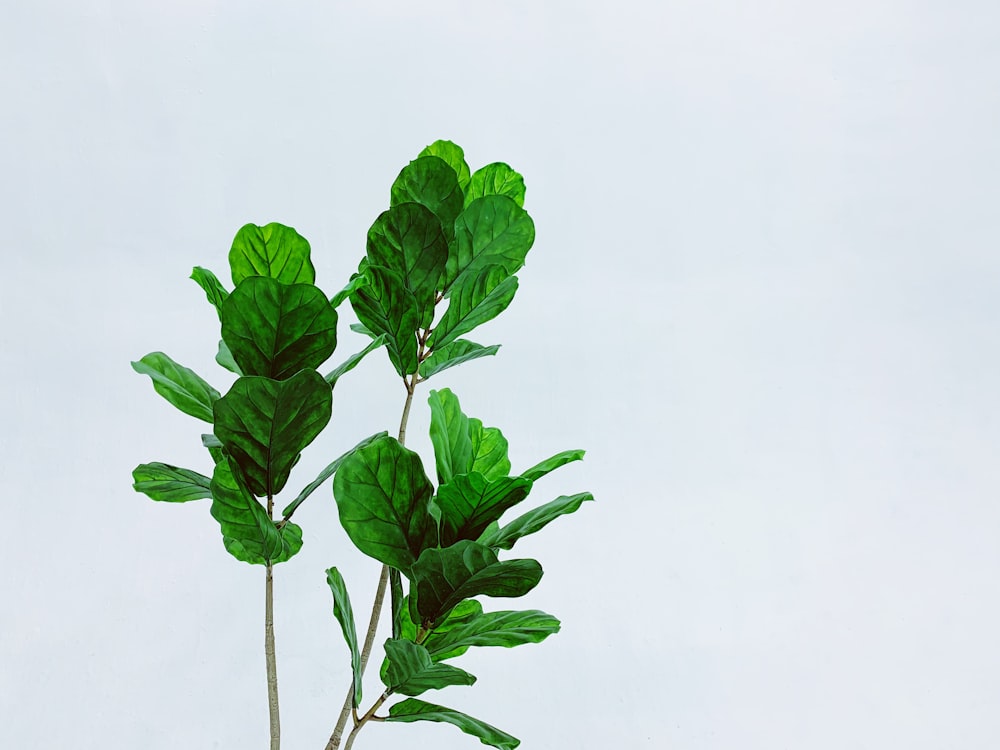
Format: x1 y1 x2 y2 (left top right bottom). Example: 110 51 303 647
464 163 525 208
131 352 221 423
424 610 560 662
480 492 594 551
435 473 532 547
350 264 419 377
419 140 471 191
350 322 378 339
210 456 303 565
220 276 339 380
520 449 586 483
386 698 520 750
419 340 500 380
215 339 242 375
229 222 315 286
382 639 476 697
410 541 543 628
427 389 473 485
469 419 510 480
324 334 387 387
132 462 212 503
213 370 332 497
332 435 435 570
429 266 518 351
190 266 230 317
330 273 369 310
390 156 464 243
443 195 534 294
280 431 387 518
366 203 449 326
326 567 363 707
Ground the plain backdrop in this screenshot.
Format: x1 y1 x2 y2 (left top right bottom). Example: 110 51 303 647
3 1 1000 748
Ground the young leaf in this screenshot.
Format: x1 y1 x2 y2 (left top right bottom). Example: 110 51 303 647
210 456 303 565
326 567 363 708
213 370 332 497
323 334 387 388
332 435 435 570
215 339 242 375
390 156 464 243
520 449 586 483
428 265 518 351
330 273 369 309
229 222 315 286
132 462 212 503
131 352 221 424
419 340 500 380
443 195 534 294
410 541 543 628
435 473 532 547
428 389 473 485
419 140 471 192
382 639 476 696
464 163 526 209
469 419 510 480
350 264 419 377
220 276 338 380
386 698 520 750
479 492 594 551
424 610 560 662
190 266 230 317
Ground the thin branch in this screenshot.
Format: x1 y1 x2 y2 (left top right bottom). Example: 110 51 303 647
265 563 280 750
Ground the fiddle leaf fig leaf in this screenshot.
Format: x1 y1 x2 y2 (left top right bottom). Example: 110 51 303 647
332 435 435 570
419 140 471 192
132 352 221 424
326 567 363 708
428 389 473 485
132 462 212 503
443 195 534 294
390 156 464 243
419 340 500 380
330 273 369 310
479 492 594 551
428 266 518 351
464 163 526 208
469 419 510 480
410 541 543 628
220 276 339 380
215 339 242 375
386 698 520 750
424 610 560 662
435 473 532 547
520 449 586 483
190 266 230 317
213 370 332 497
209 456 303 565
229 222 315 286
324 334 387 388
350 264 419 377
382 639 476 697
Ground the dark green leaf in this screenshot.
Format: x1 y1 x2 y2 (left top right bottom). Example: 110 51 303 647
332 435 435 570
435 473 532 547
213 370 332 497
229 222 315 286
410 541 543 628
430 266 518 351
386 698 520 750
326 567 363 707
469 419 510 480
479 493 594 551
390 568 405 640
210 456 303 565
190 266 230 317
390 156 464 243
132 352 221 423
132 462 212 503
424 610 560 662
419 340 500 380
419 140 471 191
443 196 534 294
350 264 419 377
221 276 339 380
428 389 473 485
330 273 369 309
520 449 586 483
324 334 387 387
464 163 525 208
216 339 242 375
382 639 476 696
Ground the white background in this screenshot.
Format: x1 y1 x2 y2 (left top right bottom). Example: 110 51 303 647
4 1 1000 748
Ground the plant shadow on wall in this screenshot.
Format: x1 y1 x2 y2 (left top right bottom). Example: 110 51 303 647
131 141 594 750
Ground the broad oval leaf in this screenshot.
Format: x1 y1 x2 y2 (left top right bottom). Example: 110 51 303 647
213 370 332 497
382 639 476 697
229 222 315 286
419 140 471 191
464 163 525 208
220 276 338 380
419 340 500 380
190 266 230 317
435 473 532 548
132 352 221 423
350 264 419 377
424 609 560 662
443 195 534 294
479 492 594 551
390 156 464 243
326 567 363 707
429 265 518 351
520 449 586 483
386 698 520 750
428 389 473 485
132 462 212 503
469 418 510 481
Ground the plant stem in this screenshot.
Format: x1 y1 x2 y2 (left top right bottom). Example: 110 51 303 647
343 692 390 750
265 562 280 750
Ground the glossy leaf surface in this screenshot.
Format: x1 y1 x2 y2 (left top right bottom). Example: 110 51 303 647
425 609 560 662
419 340 500 380
229 222 315 286
386 699 520 750
469 419 510 480
350 264 419 376
443 195 534 293
429 265 518 351
132 352 220 423
479 492 593 551
435 473 532 547
419 140 471 191
428 389 473 485
390 156 463 242
464 163 525 208
132 462 212 503
382 639 476 696
326 567 363 707
520 449 586 483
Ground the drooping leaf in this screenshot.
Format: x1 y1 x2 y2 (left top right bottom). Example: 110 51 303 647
330 273 369 309
386 698 520 750
326 567 363 707
382 639 476 697
131 352 221 423
419 340 500 380
390 156 464 243
132 462 212 503
443 195 534 294
424 610 560 662
520 449 586 483
332 435 435 570
419 140 471 192
209 456 303 565
213 370 332 497
280 431 387 519
429 266 518 351
215 339 242 375
464 163 526 208
428 389 473 485
220 276 338 380
190 266 230 317
324 334 387 387
410 540 543 628
350 264 419 377
229 222 315 286
435 473 532 547
479 493 594 551
469 419 510 480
